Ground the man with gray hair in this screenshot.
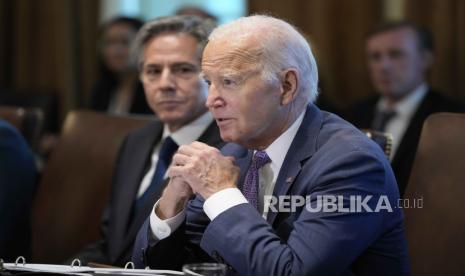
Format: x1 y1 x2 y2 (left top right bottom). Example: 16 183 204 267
133 15 409 275
73 15 223 266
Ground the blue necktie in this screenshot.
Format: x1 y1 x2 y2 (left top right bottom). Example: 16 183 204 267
242 150 271 210
134 136 178 214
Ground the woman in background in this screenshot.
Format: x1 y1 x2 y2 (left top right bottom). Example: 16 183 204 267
91 16 152 115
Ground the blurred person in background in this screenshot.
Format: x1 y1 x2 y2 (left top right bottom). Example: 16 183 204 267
91 16 152 115
347 21 465 196
0 120 37 262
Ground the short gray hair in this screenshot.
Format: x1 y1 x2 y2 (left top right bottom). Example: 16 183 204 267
132 15 216 68
208 15 319 103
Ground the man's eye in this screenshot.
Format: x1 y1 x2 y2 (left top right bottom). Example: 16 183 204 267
204 79 211 86
223 78 235 86
173 66 196 76
146 68 160 75
182 67 194 73
389 50 403 59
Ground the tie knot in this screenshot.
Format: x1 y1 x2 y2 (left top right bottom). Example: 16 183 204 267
372 109 397 132
159 136 178 161
253 150 271 169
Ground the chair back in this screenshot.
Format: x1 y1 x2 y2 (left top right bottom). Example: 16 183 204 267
32 110 154 263
403 113 465 275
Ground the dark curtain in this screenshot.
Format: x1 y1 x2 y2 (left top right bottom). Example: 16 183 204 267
0 0 99 128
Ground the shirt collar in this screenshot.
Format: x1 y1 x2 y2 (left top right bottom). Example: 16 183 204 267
377 83 428 118
162 111 214 146
262 110 306 172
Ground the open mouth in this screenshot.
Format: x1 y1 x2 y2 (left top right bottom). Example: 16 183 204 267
216 118 233 126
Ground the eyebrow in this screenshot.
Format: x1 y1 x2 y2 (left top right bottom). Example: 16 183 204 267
143 61 198 68
199 70 244 80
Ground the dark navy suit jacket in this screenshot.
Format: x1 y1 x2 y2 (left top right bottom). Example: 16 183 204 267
0 120 37 261
133 105 410 275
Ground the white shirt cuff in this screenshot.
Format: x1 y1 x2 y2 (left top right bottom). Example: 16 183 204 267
149 199 186 240
203 188 248 220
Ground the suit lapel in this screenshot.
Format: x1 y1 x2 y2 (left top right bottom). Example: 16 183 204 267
391 90 432 167
236 150 253 191
111 122 163 258
267 104 323 225
219 142 253 191
197 121 224 148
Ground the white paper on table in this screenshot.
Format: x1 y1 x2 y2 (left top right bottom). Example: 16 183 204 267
3 263 183 275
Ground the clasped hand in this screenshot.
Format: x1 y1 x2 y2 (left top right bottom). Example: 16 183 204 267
167 141 240 200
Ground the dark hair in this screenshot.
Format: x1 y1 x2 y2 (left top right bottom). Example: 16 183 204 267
92 16 146 112
100 16 144 34
132 15 216 68
97 16 145 76
367 21 434 52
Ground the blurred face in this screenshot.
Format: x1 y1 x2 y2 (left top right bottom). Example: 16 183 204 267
202 38 288 149
366 27 430 102
102 23 138 73
140 33 208 131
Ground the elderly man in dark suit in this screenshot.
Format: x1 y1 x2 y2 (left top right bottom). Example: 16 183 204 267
73 16 223 266
347 21 464 196
133 15 409 275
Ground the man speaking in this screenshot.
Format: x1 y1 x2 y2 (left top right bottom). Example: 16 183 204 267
133 15 410 276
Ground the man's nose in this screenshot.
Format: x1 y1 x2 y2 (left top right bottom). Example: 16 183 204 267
206 83 224 109
159 68 176 90
375 55 392 70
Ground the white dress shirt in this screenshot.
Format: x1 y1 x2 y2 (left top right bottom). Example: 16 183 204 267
149 110 306 240
375 83 428 159
136 111 214 197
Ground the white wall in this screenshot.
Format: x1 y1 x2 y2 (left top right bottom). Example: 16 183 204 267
100 0 247 24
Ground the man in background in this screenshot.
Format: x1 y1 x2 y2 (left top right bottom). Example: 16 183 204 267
348 21 464 195
73 15 222 266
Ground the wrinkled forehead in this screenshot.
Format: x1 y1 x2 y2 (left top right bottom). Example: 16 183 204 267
201 37 264 75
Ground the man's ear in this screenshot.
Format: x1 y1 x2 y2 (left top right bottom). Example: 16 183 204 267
280 68 299 106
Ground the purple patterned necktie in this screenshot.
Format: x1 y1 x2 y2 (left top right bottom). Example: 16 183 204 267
242 150 271 210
